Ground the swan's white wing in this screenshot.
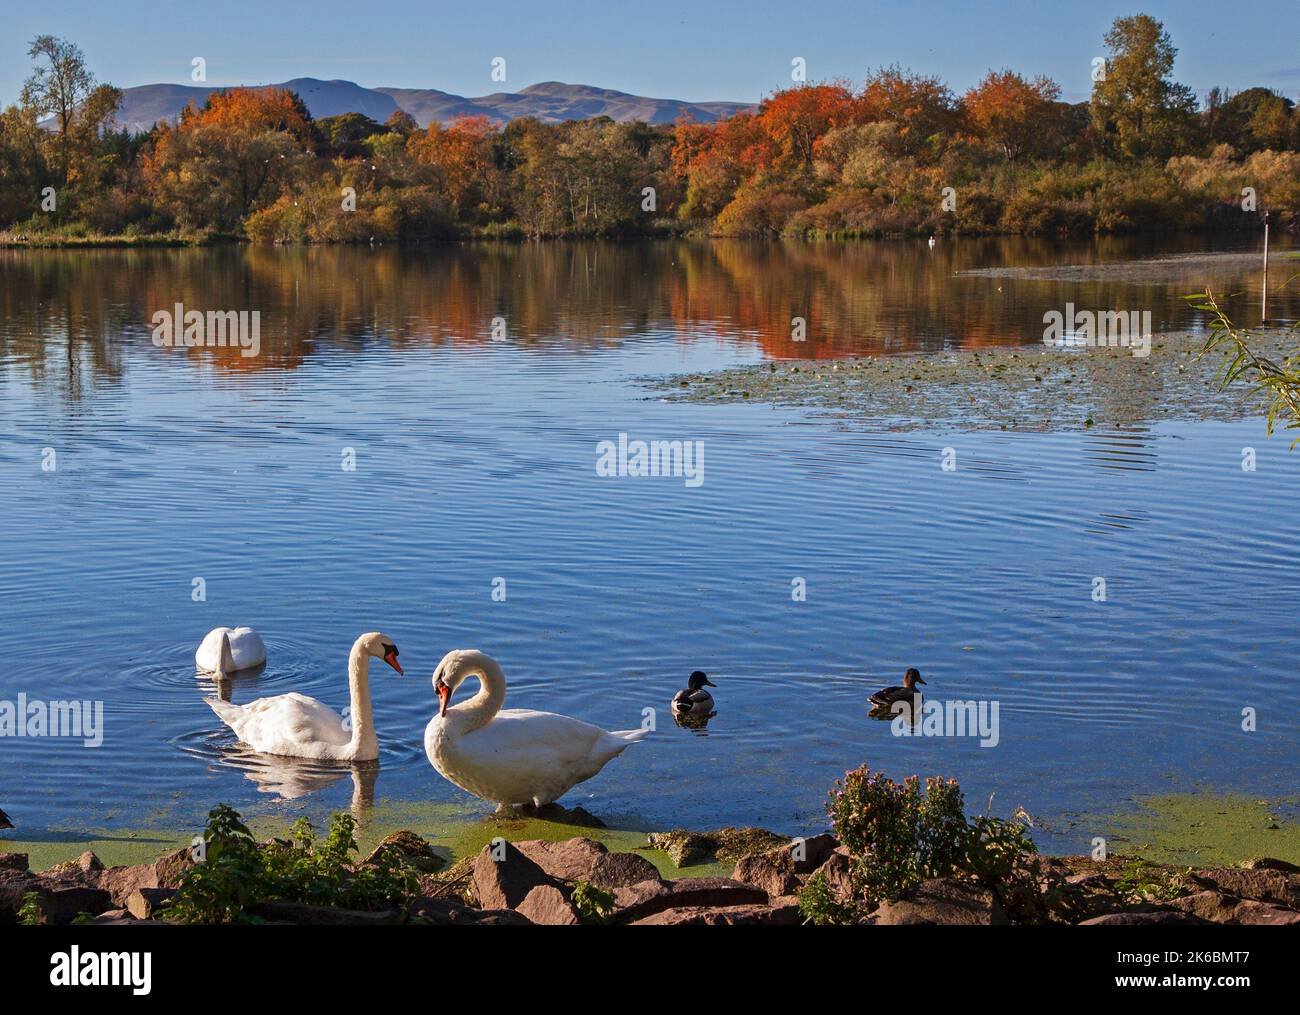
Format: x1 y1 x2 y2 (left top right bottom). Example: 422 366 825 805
208 693 349 755
435 709 645 805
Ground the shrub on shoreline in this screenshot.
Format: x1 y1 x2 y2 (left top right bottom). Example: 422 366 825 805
802 766 1069 924
165 804 420 924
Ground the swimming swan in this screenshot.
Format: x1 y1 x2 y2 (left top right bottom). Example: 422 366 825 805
205 632 402 761
196 627 267 676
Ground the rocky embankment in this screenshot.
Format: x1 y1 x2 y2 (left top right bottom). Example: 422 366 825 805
4 830 1299 925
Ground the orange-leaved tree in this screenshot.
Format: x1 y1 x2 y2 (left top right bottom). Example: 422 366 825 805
962 70 1062 162
143 87 316 232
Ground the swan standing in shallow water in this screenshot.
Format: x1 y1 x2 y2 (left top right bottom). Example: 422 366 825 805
196 627 266 676
425 649 650 808
205 632 402 761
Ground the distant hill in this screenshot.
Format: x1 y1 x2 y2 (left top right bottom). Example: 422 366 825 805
108 77 753 133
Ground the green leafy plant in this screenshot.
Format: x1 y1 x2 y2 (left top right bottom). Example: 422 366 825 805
165 803 420 924
963 813 1070 922
827 768 966 905
1190 285 1300 446
1115 860 1193 903
797 870 860 926
18 892 44 926
571 881 616 925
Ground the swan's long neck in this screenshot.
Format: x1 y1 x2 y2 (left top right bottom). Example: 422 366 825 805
452 655 506 734
347 640 377 756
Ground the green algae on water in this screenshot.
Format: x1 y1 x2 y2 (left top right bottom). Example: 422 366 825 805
1094 792 1300 868
650 331 1293 433
0 799 742 880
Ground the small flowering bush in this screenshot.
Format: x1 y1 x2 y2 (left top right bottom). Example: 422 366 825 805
828 769 966 906
814 766 1067 922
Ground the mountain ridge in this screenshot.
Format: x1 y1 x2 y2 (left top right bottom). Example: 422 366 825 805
108 77 754 133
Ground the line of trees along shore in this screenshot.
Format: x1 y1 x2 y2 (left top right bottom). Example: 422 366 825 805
1 15 1297 243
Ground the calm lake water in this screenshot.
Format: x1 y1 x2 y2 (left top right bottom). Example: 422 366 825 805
1 236 1297 850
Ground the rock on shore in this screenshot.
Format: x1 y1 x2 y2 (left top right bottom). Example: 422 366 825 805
4 831 1298 926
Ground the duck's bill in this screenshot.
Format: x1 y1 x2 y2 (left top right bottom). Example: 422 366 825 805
437 682 451 716
384 650 403 675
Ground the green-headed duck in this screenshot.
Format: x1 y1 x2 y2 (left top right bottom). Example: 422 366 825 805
672 671 716 716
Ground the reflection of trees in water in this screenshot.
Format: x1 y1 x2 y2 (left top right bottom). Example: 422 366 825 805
0 235 1275 399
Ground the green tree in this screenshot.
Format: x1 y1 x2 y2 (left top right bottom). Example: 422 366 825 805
20 35 97 183
0 102 50 223
1091 14 1198 159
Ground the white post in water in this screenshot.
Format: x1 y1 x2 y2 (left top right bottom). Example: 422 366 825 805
1262 210 1269 323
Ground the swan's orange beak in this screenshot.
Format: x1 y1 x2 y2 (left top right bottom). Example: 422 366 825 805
437 682 451 717
384 650 403 675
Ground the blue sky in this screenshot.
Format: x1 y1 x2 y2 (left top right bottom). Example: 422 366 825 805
3 0 1298 107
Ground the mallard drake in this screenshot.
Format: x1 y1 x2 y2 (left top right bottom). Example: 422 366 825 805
672 671 716 716
869 668 926 707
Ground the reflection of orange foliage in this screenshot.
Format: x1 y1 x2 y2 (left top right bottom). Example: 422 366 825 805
6 236 1196 395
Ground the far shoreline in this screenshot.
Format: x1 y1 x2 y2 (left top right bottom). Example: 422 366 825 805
1 223 1292 250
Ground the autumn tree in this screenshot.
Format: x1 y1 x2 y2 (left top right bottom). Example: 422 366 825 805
671 111 770 220
0 102 49 223
1206 87 1296 153
757 83 855 173
384 110 418 135
1091 14 1198 159
407 115 505 221
21 35 97 183
962 70 1062 161
144 88 316 231
317 112 388 156
857 67 959 156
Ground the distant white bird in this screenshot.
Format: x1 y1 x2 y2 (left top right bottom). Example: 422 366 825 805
425 650 650 808
196 627 266 676
928 235 937 249
206 632 402 762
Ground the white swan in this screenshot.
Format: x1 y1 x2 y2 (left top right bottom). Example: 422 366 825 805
196 627 266 675
424 649 650 808
205 632 402 762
